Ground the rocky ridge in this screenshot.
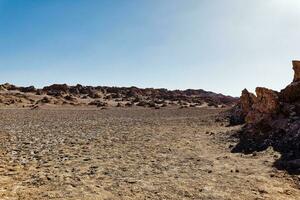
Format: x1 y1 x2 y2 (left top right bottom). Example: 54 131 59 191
230 60 300 174
0 84 237 109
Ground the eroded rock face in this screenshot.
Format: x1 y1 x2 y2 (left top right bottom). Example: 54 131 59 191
231 60 300 173
240 89 256 115
228 89 256 125
234 87 279 124
254 87 279 114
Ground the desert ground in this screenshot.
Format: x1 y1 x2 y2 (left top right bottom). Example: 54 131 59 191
0 107 299 200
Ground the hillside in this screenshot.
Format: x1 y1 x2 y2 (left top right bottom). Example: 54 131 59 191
0 83 238 109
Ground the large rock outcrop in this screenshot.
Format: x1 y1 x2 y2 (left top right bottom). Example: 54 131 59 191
231 61 300 173
245 87 279 124
230 87 279 124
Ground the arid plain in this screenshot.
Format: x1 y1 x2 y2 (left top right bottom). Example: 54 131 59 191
0 107 299 200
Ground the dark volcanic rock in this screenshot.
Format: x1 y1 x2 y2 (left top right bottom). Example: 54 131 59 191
43 84 70 96
64 95 77 102
88 100 107 107
0 83 238 108
19 86 36 93
231 61 300 174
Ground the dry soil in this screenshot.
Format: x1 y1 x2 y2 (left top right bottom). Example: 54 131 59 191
0 107 299 200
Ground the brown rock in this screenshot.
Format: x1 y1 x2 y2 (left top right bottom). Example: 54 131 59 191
228 89 256 125
19 86 36 93
38 96 52 104
241 88 279 124
0 83 17 91
64 95 77 102
254 87 279 114
280 82 300 103
281 61 300 102
240 89 256 115
292 60 300 82
244 111 261 124
0 85 6 91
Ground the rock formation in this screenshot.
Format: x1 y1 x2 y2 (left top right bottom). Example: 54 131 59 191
240 89 257 115
231 61 300 173
229 87 279 125
0 83 238 108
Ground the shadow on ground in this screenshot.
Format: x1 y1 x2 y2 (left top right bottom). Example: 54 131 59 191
230 127 300 175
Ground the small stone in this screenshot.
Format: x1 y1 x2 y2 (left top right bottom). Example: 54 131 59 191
126 179 137 184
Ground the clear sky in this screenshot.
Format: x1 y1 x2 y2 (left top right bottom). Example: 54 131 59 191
0 0 300 96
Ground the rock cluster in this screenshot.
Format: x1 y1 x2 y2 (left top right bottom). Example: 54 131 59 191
0 83 238 108
231 60 300 173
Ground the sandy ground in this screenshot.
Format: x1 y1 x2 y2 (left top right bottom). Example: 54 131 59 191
0 107 299 200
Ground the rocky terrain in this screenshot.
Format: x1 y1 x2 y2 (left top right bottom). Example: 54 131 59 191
230 60 300 174
0 83 237 109
1 67 300 199
0 107 299 200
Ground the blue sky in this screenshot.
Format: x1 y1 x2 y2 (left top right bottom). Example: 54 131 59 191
0 0 300 96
